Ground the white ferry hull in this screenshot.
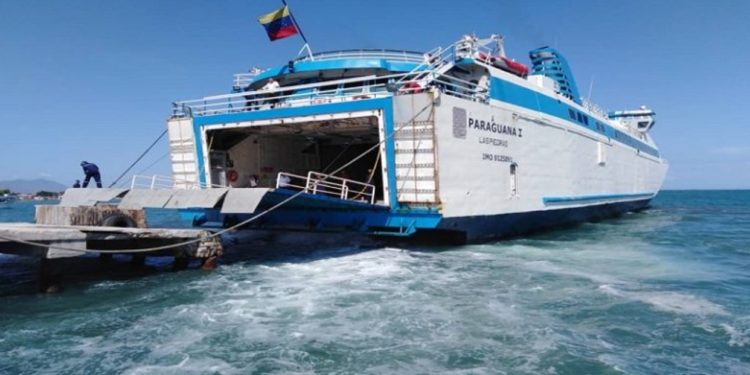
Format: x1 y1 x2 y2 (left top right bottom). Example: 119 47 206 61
390 92 667 241
164 37 668 243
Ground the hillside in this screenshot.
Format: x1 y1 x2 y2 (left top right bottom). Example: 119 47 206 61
0 178 68 194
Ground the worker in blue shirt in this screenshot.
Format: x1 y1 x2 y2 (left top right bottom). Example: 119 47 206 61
80 161 102 188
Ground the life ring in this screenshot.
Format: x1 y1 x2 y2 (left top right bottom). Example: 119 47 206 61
227 170 239 182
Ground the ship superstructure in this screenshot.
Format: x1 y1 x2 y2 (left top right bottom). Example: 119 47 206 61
141 35 667 242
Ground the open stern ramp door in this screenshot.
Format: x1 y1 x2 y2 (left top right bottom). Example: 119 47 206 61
197 107 392 207
166 117 200 189
393 94 440 205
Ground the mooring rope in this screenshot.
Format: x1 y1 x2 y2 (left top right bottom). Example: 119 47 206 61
134 152 171 176
0 100 435 254
108 129 168 188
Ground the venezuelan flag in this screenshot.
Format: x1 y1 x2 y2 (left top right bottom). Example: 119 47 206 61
258 6 299 41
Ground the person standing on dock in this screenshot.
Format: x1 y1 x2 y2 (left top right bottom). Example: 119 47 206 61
80 161 102 188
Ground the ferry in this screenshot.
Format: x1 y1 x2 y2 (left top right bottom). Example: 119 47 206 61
141 35 667 243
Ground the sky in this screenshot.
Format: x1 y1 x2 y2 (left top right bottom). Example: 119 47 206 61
0 0 748 189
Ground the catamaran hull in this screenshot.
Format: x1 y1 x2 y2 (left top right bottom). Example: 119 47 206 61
432 198 652 243
167 51 667 244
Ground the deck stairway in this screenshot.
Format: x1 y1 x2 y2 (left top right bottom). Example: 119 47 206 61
395 45 458 90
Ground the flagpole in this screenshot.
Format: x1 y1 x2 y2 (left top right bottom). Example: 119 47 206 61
281 0 313 60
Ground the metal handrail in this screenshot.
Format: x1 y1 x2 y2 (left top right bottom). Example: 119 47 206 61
232 50 423 88
275 171 376 204
174 72 416 117
293 49 425 63
581 98 610 119
172 38 497 118
395 44 454 86
275 172 309 192
174 73 395 116
232 67 266 88
307 171 375 204
182 84 390 117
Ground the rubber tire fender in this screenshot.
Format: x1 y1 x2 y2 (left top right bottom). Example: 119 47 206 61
101 213 137 228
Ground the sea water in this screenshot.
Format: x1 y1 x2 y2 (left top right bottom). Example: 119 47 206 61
0 191 748 374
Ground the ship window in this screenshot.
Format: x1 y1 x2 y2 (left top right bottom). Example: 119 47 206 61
568 108 576 120
509 163 518 197
318 83 339 95
582 116 589 125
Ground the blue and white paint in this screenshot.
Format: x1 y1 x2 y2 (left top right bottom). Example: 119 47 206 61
165 36 668 242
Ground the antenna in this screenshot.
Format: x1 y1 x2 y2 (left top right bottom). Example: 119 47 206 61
587 75 595 102
494 35 506 57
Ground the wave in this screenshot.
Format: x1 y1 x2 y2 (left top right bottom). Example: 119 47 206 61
720 323 749 348
598 284 729 316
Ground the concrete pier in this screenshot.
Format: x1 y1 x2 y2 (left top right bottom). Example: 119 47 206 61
0 223 222 259
0 203 223 292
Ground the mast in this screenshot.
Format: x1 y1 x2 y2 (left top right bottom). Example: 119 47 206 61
281 0 314 60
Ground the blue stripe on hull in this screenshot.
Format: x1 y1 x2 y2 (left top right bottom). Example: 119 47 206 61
543 192 655 205
221 208 441 233
488 76 659 157
435 199 652 243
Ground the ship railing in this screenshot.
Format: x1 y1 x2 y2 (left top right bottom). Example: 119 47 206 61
395 44 456 86
293 49 425 63
276 171 376 204
451 36 502 62
581 100 646 138
232 51 424 89
129 175 224 190
177 70 451 117
470 43 498 65
393 38 485 98
581 98 610 119
433 75 487 103
173 51 490 118
173 73 409 117
233 68 266 89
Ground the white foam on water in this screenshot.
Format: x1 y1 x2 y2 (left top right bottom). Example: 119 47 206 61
88 280 128 290
598 284 730 316
2 223 746 375
720 323 749 347
642 292 729 316
522 260 623 285
185 248 566 373
122 356 239 375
